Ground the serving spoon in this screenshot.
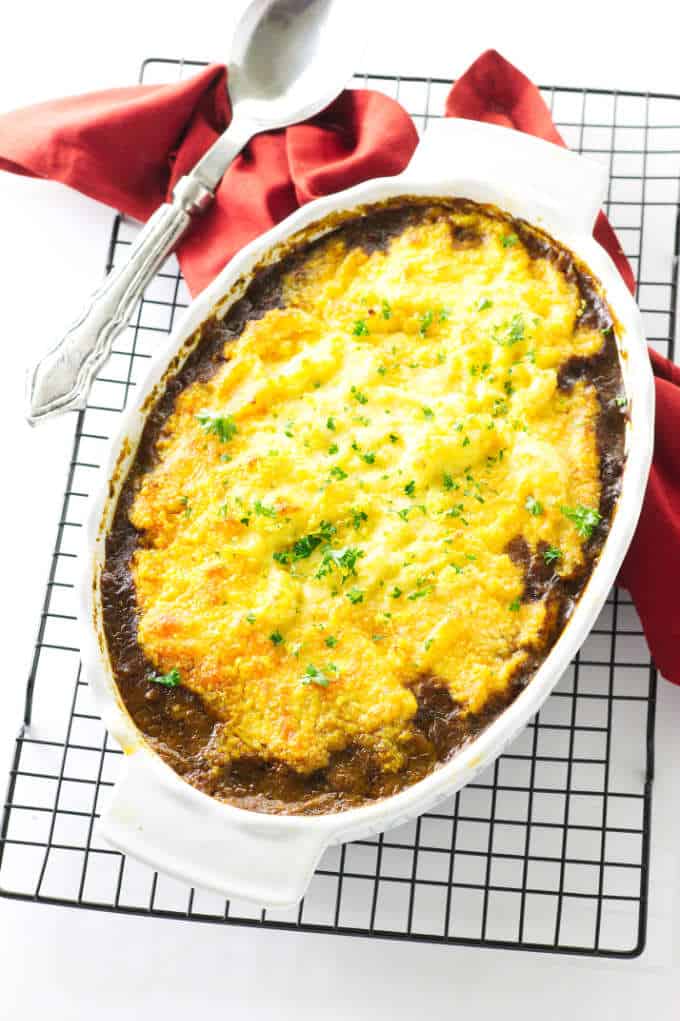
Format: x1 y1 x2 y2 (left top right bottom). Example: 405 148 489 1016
27 0 359 423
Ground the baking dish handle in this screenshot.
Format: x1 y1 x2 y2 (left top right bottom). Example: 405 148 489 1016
98 750 331 908
406 118 609 236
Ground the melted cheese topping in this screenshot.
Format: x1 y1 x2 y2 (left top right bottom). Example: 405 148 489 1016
130 206 609 775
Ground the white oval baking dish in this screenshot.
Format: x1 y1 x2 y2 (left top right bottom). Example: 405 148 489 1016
79 119 654 909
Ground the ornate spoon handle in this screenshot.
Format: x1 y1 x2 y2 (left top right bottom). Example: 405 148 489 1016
26 174 215 423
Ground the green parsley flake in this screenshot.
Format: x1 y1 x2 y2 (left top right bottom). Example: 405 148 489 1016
330 466 348 481
382 299 392 320
269 631 284 646
352 319 369 336
350 386 368 404
495 313 526 347
420 310 434 336
196 411 238 443
325 635 338 648
404 479 416 497
525 496 543 516
301 664 330 688
361 452 376 465
148 667 181 688
560 504 602 539
477 297 493 311
274 521 336 565
443 472 458 491
501 233 519 248
245 613 256 624
389 433 399 444
326 417 336 431
508 598 521 612
346 587 364 604
408 587 431 601
351 509 368 529
422 406 434 419
316 546 365 582
254 500 277 518
615 396 627 409
390 586 403 599
543 546 563 566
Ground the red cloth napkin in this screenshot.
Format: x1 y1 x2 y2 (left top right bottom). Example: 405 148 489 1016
1 53 678 682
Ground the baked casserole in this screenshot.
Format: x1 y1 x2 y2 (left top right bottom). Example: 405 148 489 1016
102 197 626 815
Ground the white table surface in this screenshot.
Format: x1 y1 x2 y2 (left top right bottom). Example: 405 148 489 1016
1 1 679 1017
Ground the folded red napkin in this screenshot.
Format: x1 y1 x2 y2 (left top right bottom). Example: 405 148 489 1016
2 52 678 682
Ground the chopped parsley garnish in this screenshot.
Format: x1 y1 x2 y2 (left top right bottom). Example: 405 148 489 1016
196 411 238 443
615 395 627 409
560 504 602 539
382 299 392 320
377 365 388 376
330 466 348 481
439 308 450 322
495 313 526 347
220 453 232 463
420 310 434 336
461 436 471 447
254 500 277 518
501 233 519 248
326 417 336 431
245 613 256 624
525 496 544 516
148 667 181 688
269 631 284 645
508 598 521 612
477 297 493 311
328 443 339 455
352 319 369 336
325 635 338 648
351 509 368 529
361 452 376 465
408 587 431 601
544 546 563 566
404 479 416 497
274 521 336 565
301 664 330 687
443 472 458 491
422 406 434 419
350 386 368 404
389 433 399 444
390 586 403 599
397 508 411 521
346 587 364 604
316 546 365 582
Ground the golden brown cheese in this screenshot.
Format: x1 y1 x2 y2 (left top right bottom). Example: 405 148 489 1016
129 209 607 776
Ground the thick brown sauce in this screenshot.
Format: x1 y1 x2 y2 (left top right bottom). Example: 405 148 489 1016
101 198 626 815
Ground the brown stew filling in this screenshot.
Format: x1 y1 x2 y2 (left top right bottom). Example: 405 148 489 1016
101 198 626 815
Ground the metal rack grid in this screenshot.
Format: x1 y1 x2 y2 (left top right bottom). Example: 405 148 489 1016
2 58 679 958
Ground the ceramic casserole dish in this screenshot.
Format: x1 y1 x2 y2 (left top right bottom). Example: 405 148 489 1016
80 119 654 907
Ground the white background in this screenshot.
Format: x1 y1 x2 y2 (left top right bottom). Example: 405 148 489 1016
1 1 679 1017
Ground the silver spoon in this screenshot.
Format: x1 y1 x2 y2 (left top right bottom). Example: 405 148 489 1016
27 0 359 423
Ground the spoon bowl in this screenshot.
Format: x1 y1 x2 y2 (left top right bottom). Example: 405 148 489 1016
229 0 358 129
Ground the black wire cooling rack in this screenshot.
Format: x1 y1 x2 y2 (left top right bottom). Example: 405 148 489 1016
2 58 679 958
